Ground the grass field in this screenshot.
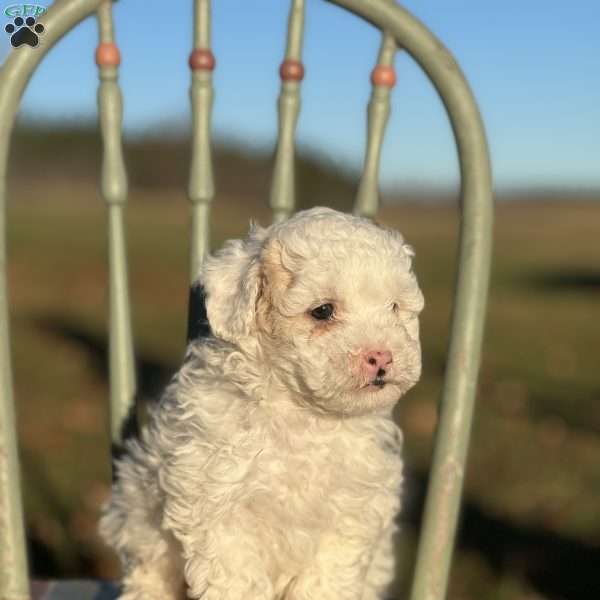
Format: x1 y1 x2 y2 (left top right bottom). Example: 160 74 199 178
4 129 600 599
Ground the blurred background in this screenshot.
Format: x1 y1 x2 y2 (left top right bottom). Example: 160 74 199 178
2 1 599 599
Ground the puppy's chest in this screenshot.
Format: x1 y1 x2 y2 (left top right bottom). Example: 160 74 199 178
245 422 402 529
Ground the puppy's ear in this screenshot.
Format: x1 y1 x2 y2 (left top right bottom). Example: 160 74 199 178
198 223 268 344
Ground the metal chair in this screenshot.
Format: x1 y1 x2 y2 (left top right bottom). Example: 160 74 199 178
0 1 493 598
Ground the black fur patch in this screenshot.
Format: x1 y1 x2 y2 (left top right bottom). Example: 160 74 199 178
187 283 212 341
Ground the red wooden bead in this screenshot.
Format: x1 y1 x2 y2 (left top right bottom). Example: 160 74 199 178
371 65 396 88
95 42 121 67
189 48 216 71
279 60 304 82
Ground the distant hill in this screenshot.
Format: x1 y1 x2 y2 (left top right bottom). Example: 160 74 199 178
8 123 363 211
10 123 598 207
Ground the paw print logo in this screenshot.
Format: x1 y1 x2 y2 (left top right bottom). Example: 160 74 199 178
5 16 45 48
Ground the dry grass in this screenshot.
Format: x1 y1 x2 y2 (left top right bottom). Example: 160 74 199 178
5 173 600 597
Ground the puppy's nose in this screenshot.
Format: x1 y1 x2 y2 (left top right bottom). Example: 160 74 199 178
362 350 393 379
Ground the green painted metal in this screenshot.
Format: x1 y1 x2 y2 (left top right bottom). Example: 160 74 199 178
354 31 396 218
0 1 106 596
269 0 306 224
96 0 137 447
188 0 215 282
327 1 494 599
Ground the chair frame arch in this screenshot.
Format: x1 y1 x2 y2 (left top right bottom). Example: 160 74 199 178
0 1 493 599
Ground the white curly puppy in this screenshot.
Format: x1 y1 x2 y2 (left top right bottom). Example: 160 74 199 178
100 207 424 600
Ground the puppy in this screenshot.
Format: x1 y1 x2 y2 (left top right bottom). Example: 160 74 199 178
100 207 424 600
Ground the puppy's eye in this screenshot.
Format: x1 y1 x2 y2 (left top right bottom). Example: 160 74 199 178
310 303 334 321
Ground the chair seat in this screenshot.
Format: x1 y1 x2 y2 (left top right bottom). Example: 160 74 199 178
32 581 119 600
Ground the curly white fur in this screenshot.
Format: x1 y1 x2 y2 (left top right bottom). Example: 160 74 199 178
100 207 424 600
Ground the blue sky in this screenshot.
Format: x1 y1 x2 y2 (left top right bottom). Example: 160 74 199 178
1 0 599 192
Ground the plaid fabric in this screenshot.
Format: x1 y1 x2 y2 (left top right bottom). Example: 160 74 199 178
31 580 119 599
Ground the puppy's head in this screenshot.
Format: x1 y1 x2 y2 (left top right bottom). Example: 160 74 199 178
199 207 424 416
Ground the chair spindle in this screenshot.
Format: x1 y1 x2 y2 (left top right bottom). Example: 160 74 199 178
269 0 306 224
96 0 137 448
188 0 216 282
354 32 397 218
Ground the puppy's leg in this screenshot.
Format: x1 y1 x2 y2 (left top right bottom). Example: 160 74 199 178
182 524 274 600
284 530 373 600
106 523 185 600
120 549 185 600
100 481 185 599
362 525 398 600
